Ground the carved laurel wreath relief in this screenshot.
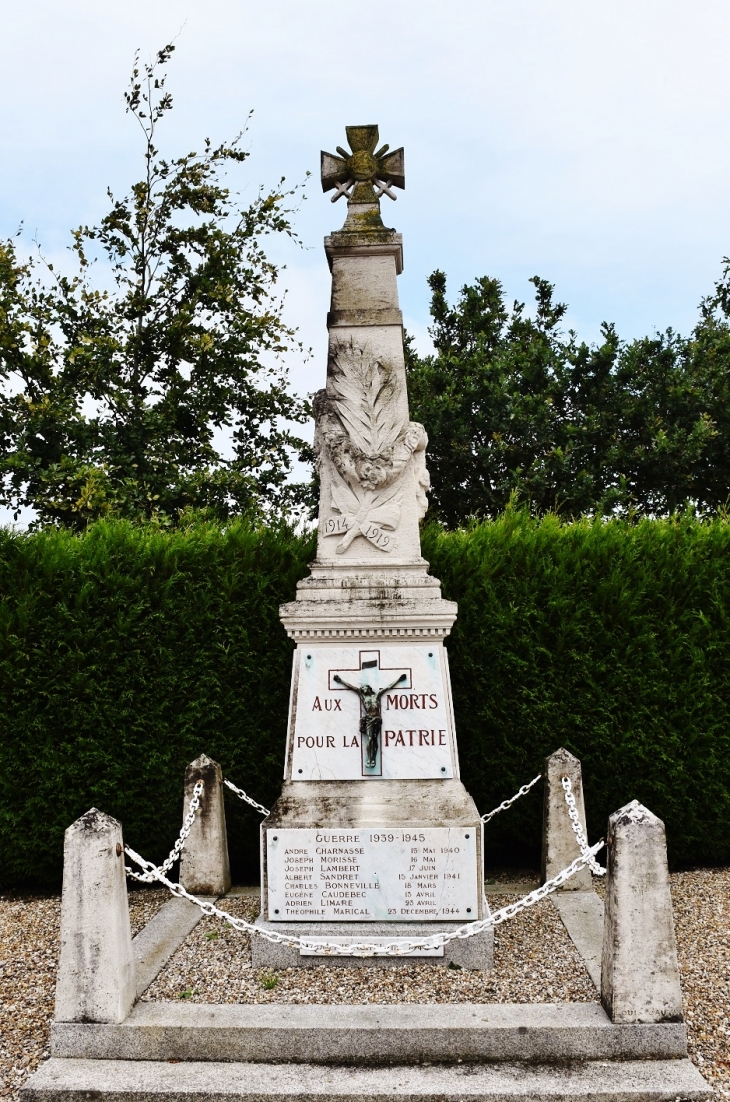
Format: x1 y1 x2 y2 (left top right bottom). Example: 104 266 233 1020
315 340 430 553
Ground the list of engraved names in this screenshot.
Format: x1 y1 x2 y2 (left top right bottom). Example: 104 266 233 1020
266 827 478 922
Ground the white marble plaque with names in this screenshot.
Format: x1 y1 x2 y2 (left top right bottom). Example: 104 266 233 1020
288 645 456 780
266 826 478 922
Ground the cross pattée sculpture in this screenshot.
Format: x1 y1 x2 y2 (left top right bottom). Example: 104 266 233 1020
321 125 405 204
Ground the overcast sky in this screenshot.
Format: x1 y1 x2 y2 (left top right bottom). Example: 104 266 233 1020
2 0 730 511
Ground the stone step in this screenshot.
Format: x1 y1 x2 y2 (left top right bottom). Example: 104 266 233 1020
50 1003 687 1064
22 1056 711 1102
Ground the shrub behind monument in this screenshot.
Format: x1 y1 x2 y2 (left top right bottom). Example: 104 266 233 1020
0 518 313 888
424 509 730 869
1 510 728 888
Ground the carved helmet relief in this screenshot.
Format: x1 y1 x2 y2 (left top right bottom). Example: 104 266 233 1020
316 339 429 554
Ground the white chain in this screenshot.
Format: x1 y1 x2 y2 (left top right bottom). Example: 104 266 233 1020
124 837 604 956
125 780 204 883
561 774 606 876
223 778 270 817
481 773 542 823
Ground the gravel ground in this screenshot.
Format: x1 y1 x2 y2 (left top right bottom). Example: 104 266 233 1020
0 887 168 1100
0 870 727 1100
144 875 597 1005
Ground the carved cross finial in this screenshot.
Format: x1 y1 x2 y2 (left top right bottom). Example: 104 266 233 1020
321 125 405 204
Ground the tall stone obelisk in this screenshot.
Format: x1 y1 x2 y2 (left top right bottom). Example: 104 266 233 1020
254 126 490 968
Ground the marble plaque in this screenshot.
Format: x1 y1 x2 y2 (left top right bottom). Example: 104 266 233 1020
267 826 478 922
288 645 456 780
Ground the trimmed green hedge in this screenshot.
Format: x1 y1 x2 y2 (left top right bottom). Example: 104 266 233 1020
0 520 315 889
1 512 728 889
421 512 730 869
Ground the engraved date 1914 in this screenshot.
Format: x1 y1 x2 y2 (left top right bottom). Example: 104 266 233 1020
323 515 350 535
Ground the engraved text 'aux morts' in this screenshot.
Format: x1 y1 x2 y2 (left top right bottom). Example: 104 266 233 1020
289 647 456 781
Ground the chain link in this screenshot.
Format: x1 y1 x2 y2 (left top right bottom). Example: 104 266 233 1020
122 769 605 952
481 773 542 823
125 780 204 883
561 774 606 876
223 779 270 817
124 836 604 956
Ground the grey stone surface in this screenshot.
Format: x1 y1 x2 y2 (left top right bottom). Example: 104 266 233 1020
54 809 135 1025
22 1056 711 1101
50 1002 688 1064
264 779 478 829
602 801 683 1025
179 755 231 897
542 748 592 891
551 891 605 990
250 915 492 970
132 896 218 998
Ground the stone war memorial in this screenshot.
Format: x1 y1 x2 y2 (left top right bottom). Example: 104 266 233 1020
24 126 711 1102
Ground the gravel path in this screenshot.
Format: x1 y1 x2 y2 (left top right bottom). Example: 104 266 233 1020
144 877 597 1005
1 870 727 1100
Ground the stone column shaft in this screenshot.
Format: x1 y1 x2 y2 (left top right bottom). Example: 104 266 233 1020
179 753 231 896
601 800 683 1023
55 808 135 1024
541 747 592 891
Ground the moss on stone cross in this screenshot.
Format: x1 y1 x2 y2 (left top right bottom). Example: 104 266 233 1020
321 125 405 205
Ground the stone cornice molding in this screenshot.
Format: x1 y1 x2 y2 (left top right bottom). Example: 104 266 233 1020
324 235 404 275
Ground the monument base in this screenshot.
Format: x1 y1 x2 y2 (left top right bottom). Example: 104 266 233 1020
250 913 493 970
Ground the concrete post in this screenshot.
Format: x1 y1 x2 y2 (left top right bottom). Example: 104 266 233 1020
179 753 231 895
54 808 135 1024
601 800 683 1023
541 747 592 891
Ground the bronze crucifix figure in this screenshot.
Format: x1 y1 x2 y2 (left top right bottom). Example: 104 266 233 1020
333 669 408 769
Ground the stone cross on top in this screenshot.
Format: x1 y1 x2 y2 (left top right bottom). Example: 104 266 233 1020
321 125 405 205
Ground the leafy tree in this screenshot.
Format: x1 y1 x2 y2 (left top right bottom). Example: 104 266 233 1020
406 269 730 525
0 45 310 529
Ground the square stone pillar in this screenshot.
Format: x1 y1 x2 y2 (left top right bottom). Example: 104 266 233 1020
601 800 683 1023
54 809 135 1024
179 753 231 896
541 747 592 891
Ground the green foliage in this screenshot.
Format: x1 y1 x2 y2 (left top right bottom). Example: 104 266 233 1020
1 512 728 890
0 45 310 529
422 509 730 867
406 268 730 525
0 517 315 887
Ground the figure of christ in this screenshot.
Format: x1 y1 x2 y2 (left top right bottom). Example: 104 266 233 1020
332 671 408 768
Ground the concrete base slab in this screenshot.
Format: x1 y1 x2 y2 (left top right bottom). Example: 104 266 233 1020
551 891 604 991
22 1057 711 1102
50 1002 688 1064
132 897 218 998
250 915 493 970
